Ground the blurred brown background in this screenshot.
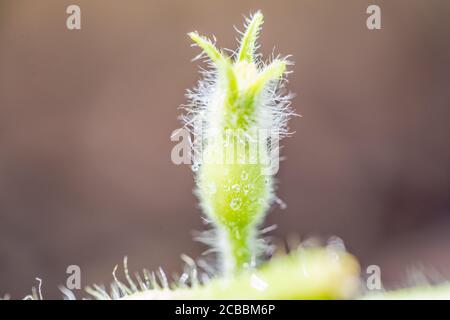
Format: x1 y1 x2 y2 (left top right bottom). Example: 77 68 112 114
1 0 450 299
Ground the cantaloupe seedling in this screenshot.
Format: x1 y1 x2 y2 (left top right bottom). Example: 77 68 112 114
187 11 291 275
12 10 449 301
82 11 362 300
83 10 450 301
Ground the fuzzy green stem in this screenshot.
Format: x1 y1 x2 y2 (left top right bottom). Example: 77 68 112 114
218 225 254 274
189 12 286 276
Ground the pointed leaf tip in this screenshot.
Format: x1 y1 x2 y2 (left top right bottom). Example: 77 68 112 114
249 59 286 95
188 32 224 63
237 11 264 63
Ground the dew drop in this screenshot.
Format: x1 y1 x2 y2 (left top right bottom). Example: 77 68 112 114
231 184 241 192
229 197 242 211
191 163 200 172
241 171 249 181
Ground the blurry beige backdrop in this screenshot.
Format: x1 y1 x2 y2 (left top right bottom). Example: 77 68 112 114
1 0 450 298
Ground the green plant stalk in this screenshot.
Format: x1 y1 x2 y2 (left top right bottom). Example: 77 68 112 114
188 11 289 275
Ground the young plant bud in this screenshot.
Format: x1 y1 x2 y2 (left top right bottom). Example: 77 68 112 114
185 12 293 274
